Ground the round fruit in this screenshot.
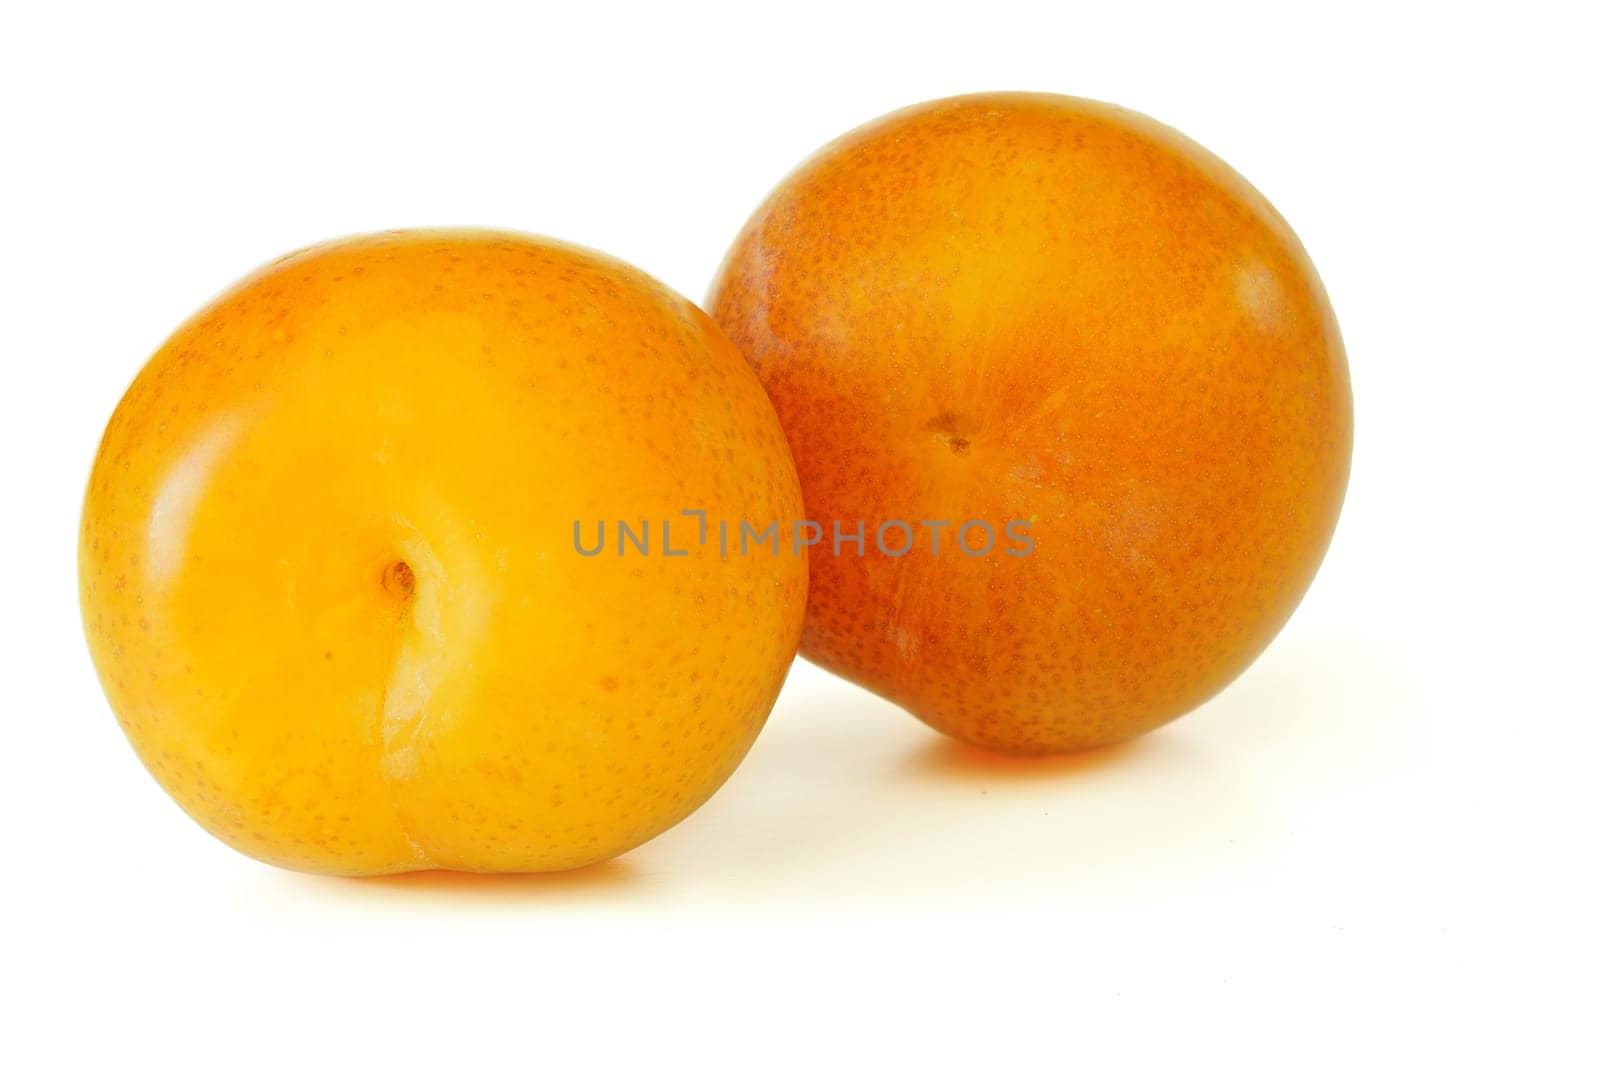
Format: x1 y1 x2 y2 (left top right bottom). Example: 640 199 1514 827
81 230 807 874
709 93 1352 755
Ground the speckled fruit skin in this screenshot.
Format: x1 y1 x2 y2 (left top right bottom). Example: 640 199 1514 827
709 93 1352 755
81 231 807 874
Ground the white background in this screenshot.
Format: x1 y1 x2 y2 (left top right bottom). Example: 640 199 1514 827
4 1 1596 1062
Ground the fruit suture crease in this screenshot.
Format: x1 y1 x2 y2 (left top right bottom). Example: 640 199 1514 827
80 92 1351 876
571 515 1036 557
